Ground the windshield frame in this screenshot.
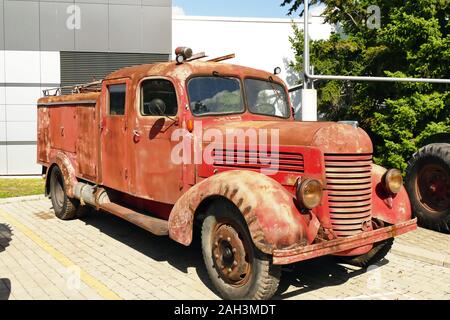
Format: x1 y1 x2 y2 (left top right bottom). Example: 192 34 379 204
186 74 246 118
243 76 291 119
186 75 292 119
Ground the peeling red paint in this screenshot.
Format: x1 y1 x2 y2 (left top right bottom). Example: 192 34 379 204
37 59 416 262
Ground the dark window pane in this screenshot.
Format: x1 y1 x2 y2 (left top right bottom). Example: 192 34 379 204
109 84 126 115
245 79 289 118
141 79 178 116
188 77 243 116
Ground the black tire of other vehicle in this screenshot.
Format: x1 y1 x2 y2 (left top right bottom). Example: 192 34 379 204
405 143 450 233
201 200 281 300
49 166 78 220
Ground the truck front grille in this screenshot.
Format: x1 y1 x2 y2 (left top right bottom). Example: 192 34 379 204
212 149 304 174
324 153 373 237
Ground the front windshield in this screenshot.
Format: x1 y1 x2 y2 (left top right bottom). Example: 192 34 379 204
245 79 290 118
188 77 244 116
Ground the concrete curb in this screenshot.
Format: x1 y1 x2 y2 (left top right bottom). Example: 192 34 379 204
392 243 450 268
0 194 46 205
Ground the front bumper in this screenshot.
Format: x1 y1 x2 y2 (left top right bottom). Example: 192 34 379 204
272 218 417 265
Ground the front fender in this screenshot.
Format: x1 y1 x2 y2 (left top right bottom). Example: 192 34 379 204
372 164 412 224
50 152 78 198
168 170 320 254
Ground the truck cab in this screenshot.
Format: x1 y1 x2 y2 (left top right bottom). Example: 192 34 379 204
37 48 417 300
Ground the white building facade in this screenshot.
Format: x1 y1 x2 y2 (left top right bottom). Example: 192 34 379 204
0 4 332 176
172 15 333 87
0 0 172 176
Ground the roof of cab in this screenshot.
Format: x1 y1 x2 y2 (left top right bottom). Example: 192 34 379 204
105 60 285 85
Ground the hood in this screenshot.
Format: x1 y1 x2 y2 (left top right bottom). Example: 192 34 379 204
202 120 373 154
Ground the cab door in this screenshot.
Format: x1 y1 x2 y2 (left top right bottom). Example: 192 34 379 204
130 78 182 206
100 79 130 192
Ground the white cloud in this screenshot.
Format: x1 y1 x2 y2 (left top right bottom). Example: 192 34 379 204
310 4 326 17
172 6 185 16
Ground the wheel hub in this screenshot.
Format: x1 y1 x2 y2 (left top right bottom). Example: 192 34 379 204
212 224 251 285
417 164 450 212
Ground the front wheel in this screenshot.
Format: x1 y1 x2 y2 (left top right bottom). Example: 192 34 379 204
201 201 281 300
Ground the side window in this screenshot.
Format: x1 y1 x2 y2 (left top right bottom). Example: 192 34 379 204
141 79 177 116
108 84 126 115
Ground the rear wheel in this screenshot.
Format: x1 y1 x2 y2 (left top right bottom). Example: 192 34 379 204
201 201 281 300
405 143 450 233
49 166 78 220
337 239 393 268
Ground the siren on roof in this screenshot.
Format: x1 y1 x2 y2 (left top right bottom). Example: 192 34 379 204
175 47 193 64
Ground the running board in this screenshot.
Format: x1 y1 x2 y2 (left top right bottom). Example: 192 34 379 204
100 202 169 236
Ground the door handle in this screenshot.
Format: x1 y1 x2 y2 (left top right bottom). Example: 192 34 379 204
133 129 141 143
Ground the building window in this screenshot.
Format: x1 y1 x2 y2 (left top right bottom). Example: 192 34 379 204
141 79 178 116
108 84 126 115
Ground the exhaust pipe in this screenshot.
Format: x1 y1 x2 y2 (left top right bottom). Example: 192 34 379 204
73 182 110 207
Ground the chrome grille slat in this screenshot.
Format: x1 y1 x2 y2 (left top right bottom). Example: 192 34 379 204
325 153 373 237
212 149 304 173
329 199 372 208
326 183 372 191
331 212 372 219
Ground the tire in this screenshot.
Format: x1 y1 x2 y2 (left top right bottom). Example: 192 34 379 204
49 166 78 220
201 200 281 300
405 143 450 233
337 239 393 268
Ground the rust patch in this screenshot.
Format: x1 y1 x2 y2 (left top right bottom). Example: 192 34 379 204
272 218 417 265
38 92 100 105
54 152 78 198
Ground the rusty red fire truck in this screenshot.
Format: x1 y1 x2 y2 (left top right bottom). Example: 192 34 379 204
37 48 417 300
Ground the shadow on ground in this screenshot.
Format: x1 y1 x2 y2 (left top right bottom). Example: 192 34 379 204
275 257 388 299
80 210 217 295
79 211 384 299
0 223 13 300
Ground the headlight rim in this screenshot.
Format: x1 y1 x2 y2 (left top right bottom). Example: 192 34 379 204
296 178 324 209
383 168 403 194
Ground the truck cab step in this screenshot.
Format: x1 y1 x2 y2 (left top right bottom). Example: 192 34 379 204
100 202 169 236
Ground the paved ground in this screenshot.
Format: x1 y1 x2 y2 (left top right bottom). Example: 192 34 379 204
0 196 449 300
393 225 450 267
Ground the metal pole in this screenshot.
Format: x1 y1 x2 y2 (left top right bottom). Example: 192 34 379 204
304 73 450 84
303 0 312 89
299 1 450 88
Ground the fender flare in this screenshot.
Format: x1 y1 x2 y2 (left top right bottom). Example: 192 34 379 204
371 164 412 224
168 170 320 254
47 152 78 198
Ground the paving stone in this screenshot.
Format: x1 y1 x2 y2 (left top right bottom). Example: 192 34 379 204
1 198 449 300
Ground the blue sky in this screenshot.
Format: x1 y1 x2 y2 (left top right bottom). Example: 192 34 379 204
172 0 296 18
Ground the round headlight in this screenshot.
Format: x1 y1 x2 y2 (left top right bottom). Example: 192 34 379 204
383 169 403 194
176 54 185 64
296 178 323 209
